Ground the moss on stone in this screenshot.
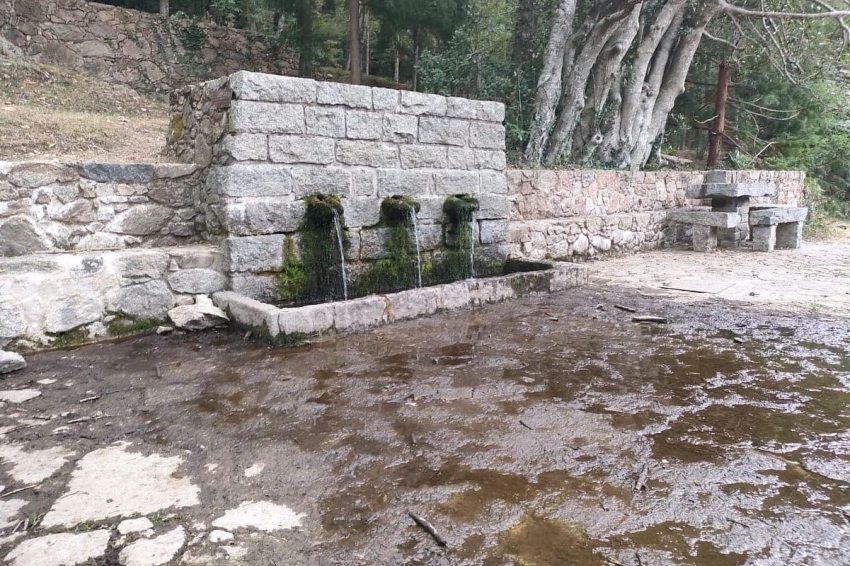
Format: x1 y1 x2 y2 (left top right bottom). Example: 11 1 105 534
46 327 90 349
380 195 421 226
283 193 349 305
352 225 418 296
277 235 306 302
106 317 163 338
443 194 479 224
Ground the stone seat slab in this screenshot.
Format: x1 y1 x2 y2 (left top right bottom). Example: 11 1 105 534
667 209 739 229
686 182 775 199
749 206 808 226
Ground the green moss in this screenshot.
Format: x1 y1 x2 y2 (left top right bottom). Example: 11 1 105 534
170 115 184 141
279 193 349 305
303 193 345 228
443 194 480 224
46 327 90 349
277 235 306 302
106 317 163 338
380 195 421 226
509 273 550 297
352 225 419 296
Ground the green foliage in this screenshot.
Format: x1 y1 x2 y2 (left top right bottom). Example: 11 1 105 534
277 236 307 301
352 226 419 295
442 194 479 224
173 17 205 51
279 193 348 304
380 195 420 226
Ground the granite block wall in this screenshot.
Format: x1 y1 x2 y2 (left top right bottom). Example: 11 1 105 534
168 71 510 302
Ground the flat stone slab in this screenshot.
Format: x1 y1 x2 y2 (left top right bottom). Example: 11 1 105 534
667 209 740 229
0 389 40 403
41 443 200 528
661 278 737 295
5 530 111 566
749 206 808 226
686 182 775 199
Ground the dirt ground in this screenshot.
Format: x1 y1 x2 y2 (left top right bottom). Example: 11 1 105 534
1 243 850 565
592 241 850 319
0 59 168 163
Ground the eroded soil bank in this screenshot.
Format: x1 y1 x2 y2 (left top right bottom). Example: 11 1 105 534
1 285 849 565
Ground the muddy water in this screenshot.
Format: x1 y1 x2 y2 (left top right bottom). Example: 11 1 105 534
5 287 850 565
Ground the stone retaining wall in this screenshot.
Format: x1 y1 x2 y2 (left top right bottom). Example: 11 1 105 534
0 0 296 94
507 169 806 260
0 161 205 255
168 71 510 302
0 245 226 349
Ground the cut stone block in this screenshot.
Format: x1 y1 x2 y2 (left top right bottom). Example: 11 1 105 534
749 206 808 226
686 182 775 199
418 117 469 146
230 71 317 104
333 296 387 331
667 209 739 229
692 225 718 253
290 166 351 198
214 291 281 336
279 304 334 336
80 163 154 184
305 106 345 137
228 101 305 135
776 221 804 249
752 224 777 252
400 91 448 116
336 141 399 168
317 81 372 108
207 164 293 198
226 235 286 273
223 198 305 236
269 136 335 164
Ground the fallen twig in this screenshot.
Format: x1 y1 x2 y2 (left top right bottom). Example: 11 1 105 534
614 304 637 313
604 557 626 566
633 464 648 492
519 420 534 430
632 316 668 324
67 417 91 424
841 509 850 526
79 395 100 403
1 484 38 498
408 511 447 547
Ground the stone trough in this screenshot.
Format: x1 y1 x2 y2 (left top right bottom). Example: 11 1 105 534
213 261 588 345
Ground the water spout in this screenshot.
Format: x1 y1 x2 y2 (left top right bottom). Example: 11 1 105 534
468 212 476 280
409 208 423 288
332 211 348 301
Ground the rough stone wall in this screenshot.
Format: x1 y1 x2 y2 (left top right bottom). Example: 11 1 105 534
0 161 206 255
0 246 226 349
507 169 806 260
171 72 509 302
0 0 296 94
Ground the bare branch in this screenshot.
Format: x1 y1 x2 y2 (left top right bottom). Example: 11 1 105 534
719 0 850 20
702 30 741 49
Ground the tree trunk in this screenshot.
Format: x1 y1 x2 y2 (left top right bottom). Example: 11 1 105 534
512 0 538 67
707 60 730 167
544 2 641 165
394 37 400 82
364 8 370 76
524 0 578 165
159 0 169 18
349 0 362 85
413 27 420 91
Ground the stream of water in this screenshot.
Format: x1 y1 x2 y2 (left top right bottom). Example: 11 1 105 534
332 211 348 301
469 213 476 279
409 208 423 288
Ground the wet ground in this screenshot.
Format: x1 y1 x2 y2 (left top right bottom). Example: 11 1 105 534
1 284 850 565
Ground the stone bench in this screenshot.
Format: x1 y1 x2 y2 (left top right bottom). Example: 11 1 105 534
748 206 808 252
667 209 740 252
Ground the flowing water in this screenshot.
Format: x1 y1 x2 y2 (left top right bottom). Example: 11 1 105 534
468 213 476 279
409 208 423 288
332 211 348 301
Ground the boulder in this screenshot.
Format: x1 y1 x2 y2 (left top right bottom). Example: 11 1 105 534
0 216 51 256
168 298 229 331
0 351 26 374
